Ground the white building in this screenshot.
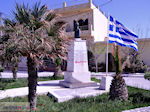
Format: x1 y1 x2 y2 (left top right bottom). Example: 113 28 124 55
54 0 108 42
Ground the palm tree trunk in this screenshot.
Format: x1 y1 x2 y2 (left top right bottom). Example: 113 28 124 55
109 45 128 101
27 56 38 110
54 66 63 78
115 46 121 75
12 69 17 80
95 59 98 73
12 64 18 80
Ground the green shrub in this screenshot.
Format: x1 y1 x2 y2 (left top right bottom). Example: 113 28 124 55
130 92 150 104
144 72 150 80
131 92 145 103
122 49 147 73
0 67 4 72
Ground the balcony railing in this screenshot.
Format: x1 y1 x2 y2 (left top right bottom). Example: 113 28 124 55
79 25 88 31
66 25 88 32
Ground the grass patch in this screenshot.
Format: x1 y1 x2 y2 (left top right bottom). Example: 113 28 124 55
0 78 27 90
144 72 150 80
1 86 150 112
0 76 63 90
91 77 100 83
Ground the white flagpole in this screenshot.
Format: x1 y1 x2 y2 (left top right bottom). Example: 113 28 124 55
106 14 110 76
106 37 108 76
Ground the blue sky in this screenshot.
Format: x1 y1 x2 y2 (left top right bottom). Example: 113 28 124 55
0 0 149 38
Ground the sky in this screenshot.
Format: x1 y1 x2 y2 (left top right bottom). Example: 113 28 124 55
0 0 150 38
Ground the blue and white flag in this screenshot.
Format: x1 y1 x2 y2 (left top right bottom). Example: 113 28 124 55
108 16 138 51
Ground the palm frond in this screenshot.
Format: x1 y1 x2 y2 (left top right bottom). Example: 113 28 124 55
14 3 30 25
45 11 57 22
31 2 47 21
3 18 16 26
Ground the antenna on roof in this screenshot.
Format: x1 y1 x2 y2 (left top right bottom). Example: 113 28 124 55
63 2 67 8
89 0 92 4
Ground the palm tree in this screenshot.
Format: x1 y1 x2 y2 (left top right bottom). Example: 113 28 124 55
109 46 128 101
2 3 69 110
0 12 3 77
0 18 21 80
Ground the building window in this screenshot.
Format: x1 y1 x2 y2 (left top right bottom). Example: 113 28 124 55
84 19 88 26
73 19 89 31
78 19 84 26
78 19 88 31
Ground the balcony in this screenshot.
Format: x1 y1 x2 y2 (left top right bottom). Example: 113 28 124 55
66 24 94 38
66 25 88 32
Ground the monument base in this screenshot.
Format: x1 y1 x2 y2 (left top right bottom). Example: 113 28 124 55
59 71 97 88
59 81 97 89
64 71 91 83
59 39 96 88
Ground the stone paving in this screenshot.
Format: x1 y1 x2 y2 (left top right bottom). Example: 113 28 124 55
92 73 150 91
0 71 54 78
0 80 105 102
122 106 150 112
0 80 62 100
49 85 106 102
124 76 150 90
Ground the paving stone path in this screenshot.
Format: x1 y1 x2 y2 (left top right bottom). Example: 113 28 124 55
0 71 54 78
122 106 150 112
0 80 105 102
0 80 62 100
124 76 150 90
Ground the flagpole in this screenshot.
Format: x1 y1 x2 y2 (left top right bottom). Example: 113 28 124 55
106 37 108 76
106 14 110 76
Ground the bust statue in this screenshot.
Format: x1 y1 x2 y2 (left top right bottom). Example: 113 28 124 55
74 20 80 38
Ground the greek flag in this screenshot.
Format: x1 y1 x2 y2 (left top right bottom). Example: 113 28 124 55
108 16 138 51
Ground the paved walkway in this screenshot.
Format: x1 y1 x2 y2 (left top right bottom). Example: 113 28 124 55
92 73 150 90
0 80 62 100
0 71 54 78
0 80 105 102
122 106 150 112
124 76 150 90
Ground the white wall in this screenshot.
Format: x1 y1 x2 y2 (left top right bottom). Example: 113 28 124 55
93 8 108 42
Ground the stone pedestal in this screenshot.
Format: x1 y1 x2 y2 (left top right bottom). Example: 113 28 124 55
99 76 113 91
60 39 97 88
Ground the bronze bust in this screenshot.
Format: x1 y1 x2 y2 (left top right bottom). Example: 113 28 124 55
74 20 80 38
